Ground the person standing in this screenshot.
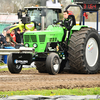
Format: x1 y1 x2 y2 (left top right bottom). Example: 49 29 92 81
10 30 16 42
16 29 21 43
15 29 24 49
0 30 7 47
6 29 17 46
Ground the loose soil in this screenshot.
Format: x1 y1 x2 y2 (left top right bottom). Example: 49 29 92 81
0 68 100 91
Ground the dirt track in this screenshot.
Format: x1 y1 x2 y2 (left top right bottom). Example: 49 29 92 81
0 68 100 91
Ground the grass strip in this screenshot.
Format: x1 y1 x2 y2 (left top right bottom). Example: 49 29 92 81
0 87 100 96
0 63 6 66
0 67 35 72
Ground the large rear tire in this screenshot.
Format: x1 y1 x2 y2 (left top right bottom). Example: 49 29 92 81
7 53 22 74
68 28 100 74
46 53 60 75
35 61 47 73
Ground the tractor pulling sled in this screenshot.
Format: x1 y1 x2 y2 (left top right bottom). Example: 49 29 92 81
7 0 100 75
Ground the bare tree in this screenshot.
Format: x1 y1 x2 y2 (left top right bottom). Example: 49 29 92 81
0 0 70 13
0 0 39 13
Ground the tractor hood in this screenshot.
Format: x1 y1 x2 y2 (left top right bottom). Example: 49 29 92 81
23 25 64 53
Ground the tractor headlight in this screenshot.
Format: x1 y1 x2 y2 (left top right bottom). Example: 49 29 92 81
25 43 29 47
33 43 38 48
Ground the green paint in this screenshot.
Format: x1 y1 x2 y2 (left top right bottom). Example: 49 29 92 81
71 0 74 2
23 25 64 53
23 25 88 53
71 25 88 31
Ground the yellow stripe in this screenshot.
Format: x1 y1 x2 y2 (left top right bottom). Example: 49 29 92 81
64 31 68 41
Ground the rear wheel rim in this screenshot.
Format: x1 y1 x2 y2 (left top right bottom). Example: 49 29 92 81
86 38 99 67
53 57 59 71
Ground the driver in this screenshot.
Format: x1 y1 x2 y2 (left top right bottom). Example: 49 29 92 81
55 10 75 43
62 10 74 42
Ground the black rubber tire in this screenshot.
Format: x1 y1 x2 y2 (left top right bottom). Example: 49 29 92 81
35 61 47 73
46 53 60 75
68 28 100 74
7 53 22 74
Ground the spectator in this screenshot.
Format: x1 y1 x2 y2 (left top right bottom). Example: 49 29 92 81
20 29 24 44
0 30 7 47
15 29 24 49
6 29 10 34
6 29 17 46
10 30 16 42
16 29 22 44
20 28 28 43
0 31 7 62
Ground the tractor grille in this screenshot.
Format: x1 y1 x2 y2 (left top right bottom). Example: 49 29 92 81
39 35 46 42
31 35 37 42
25 35 37 42
25 35 29 42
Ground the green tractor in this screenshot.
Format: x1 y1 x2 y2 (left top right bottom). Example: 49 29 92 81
7 0 100 75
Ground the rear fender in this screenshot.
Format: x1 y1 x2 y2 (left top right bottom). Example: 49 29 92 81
70 25 88 37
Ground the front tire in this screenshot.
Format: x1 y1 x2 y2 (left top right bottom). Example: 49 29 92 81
46 53 60 75
7 53 22 74
68 28 100 74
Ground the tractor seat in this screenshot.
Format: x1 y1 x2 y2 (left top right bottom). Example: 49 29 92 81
68 15 76 26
